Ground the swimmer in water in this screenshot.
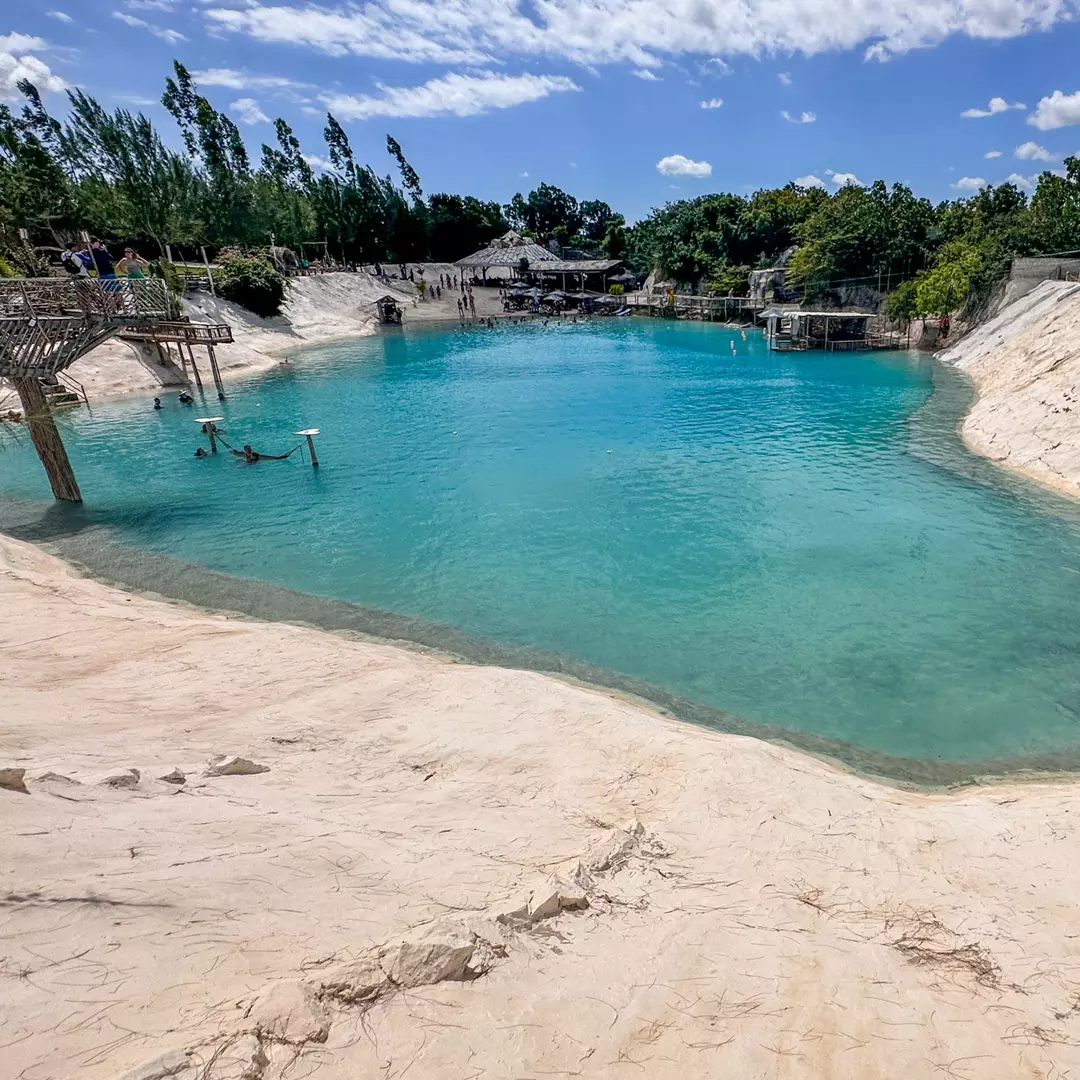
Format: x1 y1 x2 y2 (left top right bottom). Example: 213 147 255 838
153 397 162 410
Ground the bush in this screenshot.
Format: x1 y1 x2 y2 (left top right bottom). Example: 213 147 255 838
914 241 980 317
216 254 288 317
884 279 918 322
608 283 625 295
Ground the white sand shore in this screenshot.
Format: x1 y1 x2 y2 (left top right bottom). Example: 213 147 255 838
65 267 509 401
940 279 1080 496
4 534 1080 1079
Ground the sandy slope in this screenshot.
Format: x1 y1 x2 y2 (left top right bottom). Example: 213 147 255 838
3 534 1080 1080
64 268 506 401
940 279 1080 495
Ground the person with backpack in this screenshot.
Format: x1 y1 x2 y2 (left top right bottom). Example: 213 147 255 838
61 248 92 277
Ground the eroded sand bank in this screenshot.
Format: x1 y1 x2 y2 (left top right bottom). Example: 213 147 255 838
3 534 1080 1079
940 278 1080 496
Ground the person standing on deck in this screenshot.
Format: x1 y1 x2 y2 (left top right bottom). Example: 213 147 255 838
90 239 116 281
468 292 476 317
117 247 148 279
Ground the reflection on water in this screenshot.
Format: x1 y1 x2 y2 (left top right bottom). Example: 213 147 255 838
3 318 1080 785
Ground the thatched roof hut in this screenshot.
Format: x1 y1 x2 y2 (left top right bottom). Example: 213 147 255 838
373 295 403 325
455 231 558 270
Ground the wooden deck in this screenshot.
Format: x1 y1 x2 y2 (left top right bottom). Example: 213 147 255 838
0 278 172 379
117 320 233 345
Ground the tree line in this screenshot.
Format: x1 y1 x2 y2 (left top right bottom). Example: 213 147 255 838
2 59 1079 316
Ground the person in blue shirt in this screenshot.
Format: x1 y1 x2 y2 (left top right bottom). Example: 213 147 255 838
89 239 115 278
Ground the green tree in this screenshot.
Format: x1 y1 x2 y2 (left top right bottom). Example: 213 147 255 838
386 135 422 203
914 241 981 315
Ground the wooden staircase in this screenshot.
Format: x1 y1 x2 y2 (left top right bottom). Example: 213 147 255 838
0 278 171 501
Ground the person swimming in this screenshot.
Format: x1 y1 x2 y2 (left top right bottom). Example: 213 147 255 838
194 447 208 458
178 391 194 405
229 443 297 462
153 397 162 410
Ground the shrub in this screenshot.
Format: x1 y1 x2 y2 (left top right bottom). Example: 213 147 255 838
216 254 288 317
608 283 625 295
884 279 918 322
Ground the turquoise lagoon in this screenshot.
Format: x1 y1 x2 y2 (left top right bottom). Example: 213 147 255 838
4 318 1080 783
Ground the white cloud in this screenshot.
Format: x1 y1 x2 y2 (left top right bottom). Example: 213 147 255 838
794 173 825 189
205 0 1075 69
953 176 987 190
112 11 187 44
701 57 731 74
302 153 328 170
778 71 792 85
125 0 177 8
0 33 47 53
519 170 529 177
984 149 1002 158
1029 89 1080 130
1005 172 1035 190
781 109 816 123
699 97 723 109
231 97 269 124
1015 140 1054 161
633 68 661 80
656 153 711 177
193 68 310 90
47 11 73 23
322 71 580 120
0 34 67 103
962 96 1025 118
827 170 863 186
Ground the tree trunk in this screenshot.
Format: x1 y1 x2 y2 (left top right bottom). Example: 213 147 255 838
13 376 82 503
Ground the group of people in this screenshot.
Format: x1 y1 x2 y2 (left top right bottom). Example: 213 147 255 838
61 240 149 283
457 292 477 319
153 391 195 410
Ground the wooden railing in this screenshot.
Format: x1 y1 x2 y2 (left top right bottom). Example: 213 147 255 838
0 278 171 321
117 320 233 345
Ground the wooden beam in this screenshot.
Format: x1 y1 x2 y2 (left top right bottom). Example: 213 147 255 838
13 375 82 503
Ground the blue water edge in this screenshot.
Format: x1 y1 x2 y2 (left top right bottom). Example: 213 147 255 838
3 318 1080 777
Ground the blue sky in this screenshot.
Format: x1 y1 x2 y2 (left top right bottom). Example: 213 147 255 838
4 0 1080 221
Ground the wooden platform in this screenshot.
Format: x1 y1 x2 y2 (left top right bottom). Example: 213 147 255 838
0 278 171 379
117 320 233 346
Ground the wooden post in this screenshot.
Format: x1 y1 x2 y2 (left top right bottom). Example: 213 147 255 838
185 342 204 393
207 343 225 400
196 417 224 453
201 246 216 296
13 376 82 503
296 428 321 467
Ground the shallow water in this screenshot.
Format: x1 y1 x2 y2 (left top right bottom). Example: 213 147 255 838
4 318 1080 779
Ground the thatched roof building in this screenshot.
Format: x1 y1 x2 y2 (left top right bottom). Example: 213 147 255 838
455 230 558 270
